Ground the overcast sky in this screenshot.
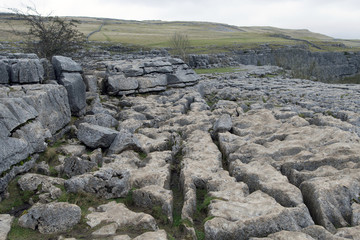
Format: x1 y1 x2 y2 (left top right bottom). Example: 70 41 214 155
3 0 360 39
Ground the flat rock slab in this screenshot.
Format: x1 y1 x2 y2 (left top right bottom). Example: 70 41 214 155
86 201 157 231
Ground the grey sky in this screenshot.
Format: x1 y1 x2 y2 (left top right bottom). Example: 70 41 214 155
4 0 360 39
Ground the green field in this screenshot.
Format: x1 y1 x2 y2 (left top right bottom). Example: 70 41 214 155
1 13 360 53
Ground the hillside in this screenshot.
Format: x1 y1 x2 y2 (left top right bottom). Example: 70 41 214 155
1 13 360 53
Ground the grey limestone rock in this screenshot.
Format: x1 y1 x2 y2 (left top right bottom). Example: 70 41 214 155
59 72 86 115
86 201 157 231
0 61 9 84
107 129 142 155
52 55 82 79
133 185 173 223
18 202 81 234
77 123 118 148
132 230 168 240
82 113 118 128
0 214 14 240
64 168 130 199
213 114 232 136
300 171 360 232
63 156 97 177
9 59 44 84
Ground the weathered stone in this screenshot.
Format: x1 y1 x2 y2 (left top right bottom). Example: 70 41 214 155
253 230 316 239
0 137 29 174
302 225 346 240
0 61 9 84
213 114 232 135
82 113 118 128
19 202 81 234
59 72 86 115
77 123 118 148
0 214 14 240
83 74 98 92
106 74 139 95
133 185 173 223
86 201 157 231
230 160 303 207
63 156 97 177
64 168 130 199
9 59 44 84
300 171 360 232
132 230 168 240
13 121 51 153
205 191 314 240
52 56 82 79
107 129 142 155
92 222 117 236
352 203 360 226
58 144 86 157
18 173 65 191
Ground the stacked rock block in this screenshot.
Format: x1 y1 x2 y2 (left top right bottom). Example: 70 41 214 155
105 57 199 96
52 56 87 116
0 53 44 85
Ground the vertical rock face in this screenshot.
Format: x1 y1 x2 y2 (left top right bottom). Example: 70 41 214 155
0 84 71 195
52 56 86 116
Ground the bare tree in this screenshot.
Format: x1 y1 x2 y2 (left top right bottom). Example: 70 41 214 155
169 32 190 62
9 6 85 59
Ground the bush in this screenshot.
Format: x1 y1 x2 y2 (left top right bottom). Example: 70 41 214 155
169 32 190 62
9 6 85 59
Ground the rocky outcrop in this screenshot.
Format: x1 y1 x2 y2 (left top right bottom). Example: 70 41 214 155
189 46 360 82
0 84 71 196
0 54 44 85
18 202 81 234
105 57 200 95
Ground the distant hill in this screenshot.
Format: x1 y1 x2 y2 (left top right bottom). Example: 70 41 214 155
1 13 359 53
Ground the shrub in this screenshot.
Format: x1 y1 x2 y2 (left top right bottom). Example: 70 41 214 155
169 32 190 62
9 6 85 59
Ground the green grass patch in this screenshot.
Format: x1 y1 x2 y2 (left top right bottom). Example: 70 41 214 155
194 67 244 74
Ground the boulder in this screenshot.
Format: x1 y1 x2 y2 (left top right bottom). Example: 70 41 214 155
59 72 86 115
64 168 130 199
63 156 97 177
107 129 142 155
213 114 232 136
0 214 14 240
82 113 118 128
77 123 118 148
18 202 81 234
52 55 82 79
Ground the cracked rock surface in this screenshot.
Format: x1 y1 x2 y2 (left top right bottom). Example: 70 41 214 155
3 61 360 239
